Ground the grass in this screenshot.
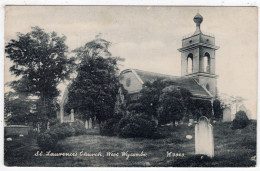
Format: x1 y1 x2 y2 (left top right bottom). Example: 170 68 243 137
4 120 256 167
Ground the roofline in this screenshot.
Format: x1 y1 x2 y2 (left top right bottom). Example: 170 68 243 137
131 69 144 84
193 79 213 98
178 43 219 52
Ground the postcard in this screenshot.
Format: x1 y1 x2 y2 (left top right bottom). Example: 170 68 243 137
3 6 257 167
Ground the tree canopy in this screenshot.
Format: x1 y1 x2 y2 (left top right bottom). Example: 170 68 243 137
158 85 193 125
5 26 75 124
66 38 122 122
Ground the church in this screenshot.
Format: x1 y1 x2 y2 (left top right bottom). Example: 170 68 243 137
58 13 220 125
120 13 219 104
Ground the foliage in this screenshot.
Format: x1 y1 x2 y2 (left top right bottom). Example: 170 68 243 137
100 118 119 136
191 99 213 120
48 118 59 127
117 114 157 138
158 86 193 125
37 132 58 151
4 92 36 125
50 123 74 139
217 93 245 109
66 38 122 123
232 110 249 129
50 120 86 139
213 99 222 119
37 119 86 150
137 79 166 117
70 120 87 136
5 26 75 126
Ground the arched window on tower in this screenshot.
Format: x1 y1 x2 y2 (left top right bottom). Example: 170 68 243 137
203 52 210 73
187 53 193 74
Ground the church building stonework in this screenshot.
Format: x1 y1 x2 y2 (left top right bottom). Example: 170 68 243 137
178 13 219 98
120 13 219 102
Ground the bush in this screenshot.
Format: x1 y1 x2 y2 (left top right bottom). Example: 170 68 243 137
48 118 59 127
232 110 249 129
118 114 157 138
50 123 74 139
100 118 119 136
70 120 87 136
37 132 58 150
37 120 86 150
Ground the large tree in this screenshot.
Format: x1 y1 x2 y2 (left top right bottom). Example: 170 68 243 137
5 26 74 121
4 92 36 125
130 79 166 118
66 38 122 123
158 85 193 126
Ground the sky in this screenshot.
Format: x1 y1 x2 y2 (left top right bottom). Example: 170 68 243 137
4 6 258 119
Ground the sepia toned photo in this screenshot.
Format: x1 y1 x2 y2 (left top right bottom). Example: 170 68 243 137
3 6 257 167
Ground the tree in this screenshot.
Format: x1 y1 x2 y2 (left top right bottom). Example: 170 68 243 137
213 99 222 119
66 38 122 123
191 99 213 120
158 86 193 126
5 26 74 126
137 79 166 118
4 91 36 125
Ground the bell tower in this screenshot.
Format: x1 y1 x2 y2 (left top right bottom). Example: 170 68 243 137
178 13 219 98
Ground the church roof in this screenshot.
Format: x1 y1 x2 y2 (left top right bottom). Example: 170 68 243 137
124 69 212 99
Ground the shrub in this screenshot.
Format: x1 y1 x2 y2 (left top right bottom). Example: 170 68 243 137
48 118 59 127
50 123 74 139
70 120 87 136
232 110 249 129
100 118 119 136
118 114 157 138
37 132 58 150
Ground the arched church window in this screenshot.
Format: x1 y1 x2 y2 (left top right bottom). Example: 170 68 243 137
187 53 193 74
203 52 210 73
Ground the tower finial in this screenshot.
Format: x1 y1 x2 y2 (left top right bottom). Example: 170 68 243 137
193 13 203 35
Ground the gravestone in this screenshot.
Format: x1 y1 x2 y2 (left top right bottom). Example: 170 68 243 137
47 121 50 130
195 116 214 158
223 107 231 122
70 109 74 122
85 120 89 129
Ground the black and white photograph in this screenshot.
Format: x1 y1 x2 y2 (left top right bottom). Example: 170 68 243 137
3 5 258 167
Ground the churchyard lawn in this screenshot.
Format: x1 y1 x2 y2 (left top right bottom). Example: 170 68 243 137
4 121 256 167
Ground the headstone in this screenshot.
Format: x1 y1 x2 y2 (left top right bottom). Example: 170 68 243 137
89 118 93 129
186 135 192 139
7 138 12 141
223 107 232 122
70 109 74 122
195 116 214 158
47 121 50 130
85 119 89 129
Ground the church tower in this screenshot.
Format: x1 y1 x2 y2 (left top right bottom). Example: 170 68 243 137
178 13 219 98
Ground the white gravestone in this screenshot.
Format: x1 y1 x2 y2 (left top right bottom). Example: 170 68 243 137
47 121 50 130
70 109 74 122
195 116 214 158
223 107 232 122
85 119 89 129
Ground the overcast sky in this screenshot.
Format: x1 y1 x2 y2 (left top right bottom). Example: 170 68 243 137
4 6 257 118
